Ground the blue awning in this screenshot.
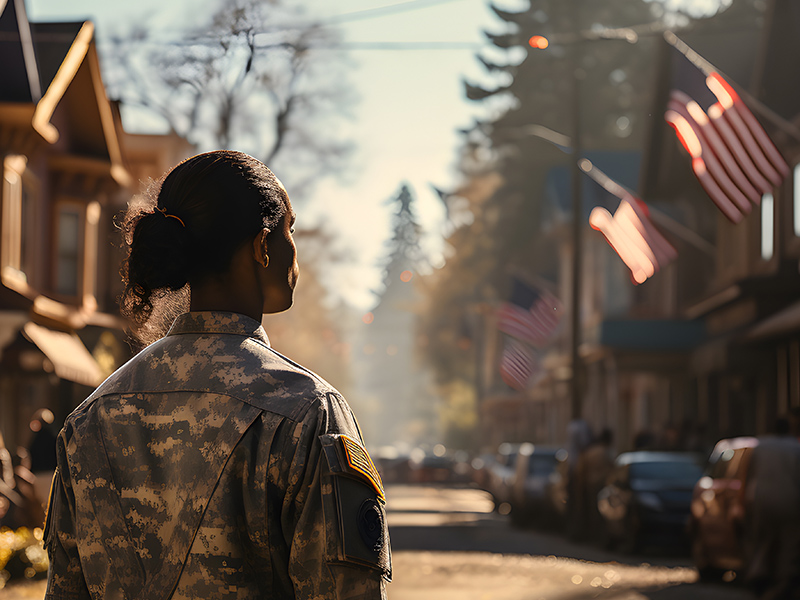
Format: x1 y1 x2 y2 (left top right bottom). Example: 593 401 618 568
600 319 706 351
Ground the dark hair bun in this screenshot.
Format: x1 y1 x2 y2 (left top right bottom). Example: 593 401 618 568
122 211 191 322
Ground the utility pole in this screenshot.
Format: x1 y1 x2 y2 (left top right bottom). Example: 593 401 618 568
529 9 643 421
570 58 584 421
567 0 585 422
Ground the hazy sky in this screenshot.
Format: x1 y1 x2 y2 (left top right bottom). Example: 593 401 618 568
25 0 727 310
27 0 496 309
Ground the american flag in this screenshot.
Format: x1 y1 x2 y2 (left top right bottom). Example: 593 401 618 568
499 337 537 392
583 160 677 285
496 278 562 348
590 198 677 285
663 33 789 223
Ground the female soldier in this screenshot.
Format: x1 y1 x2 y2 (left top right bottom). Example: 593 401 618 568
44 151 391 600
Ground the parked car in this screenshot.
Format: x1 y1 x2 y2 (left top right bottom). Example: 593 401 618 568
509 443 568 527
690 437 758 578
470 453 496 490
408 445 455 483
597 451 703 552
486 443 523 510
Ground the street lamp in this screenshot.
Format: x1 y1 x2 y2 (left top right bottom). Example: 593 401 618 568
528 35 549 50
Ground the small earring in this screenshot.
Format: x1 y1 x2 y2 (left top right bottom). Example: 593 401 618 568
263 255 269 267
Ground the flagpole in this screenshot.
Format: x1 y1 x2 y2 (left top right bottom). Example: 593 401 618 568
579 159 716 256
569 44 584 422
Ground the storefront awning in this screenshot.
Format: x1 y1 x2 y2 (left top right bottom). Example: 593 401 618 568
745 300 800 341
23 322 103 387
600 319 706 351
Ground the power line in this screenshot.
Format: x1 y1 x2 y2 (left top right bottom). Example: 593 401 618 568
322 0 470 24
321 41 480 50
87 0 473 41
96 36 483 51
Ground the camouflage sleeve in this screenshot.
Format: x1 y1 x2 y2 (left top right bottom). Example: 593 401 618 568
277 393 390 599
43 436 91 600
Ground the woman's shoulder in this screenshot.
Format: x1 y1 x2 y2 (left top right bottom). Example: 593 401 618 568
70 332 345 425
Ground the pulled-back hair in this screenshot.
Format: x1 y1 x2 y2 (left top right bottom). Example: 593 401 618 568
120 150 287 345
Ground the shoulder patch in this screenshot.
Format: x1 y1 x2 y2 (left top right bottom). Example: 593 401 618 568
340 435 385 503
321 434 385 502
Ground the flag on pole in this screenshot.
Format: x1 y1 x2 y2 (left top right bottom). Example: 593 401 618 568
663 32 789 223
590 198 677 285
496 277 563 347
499 336 538 392
582 159 677 285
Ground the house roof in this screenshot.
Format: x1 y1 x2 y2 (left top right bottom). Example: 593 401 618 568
30 21 86 95
0 0 41 103
0 0 130 185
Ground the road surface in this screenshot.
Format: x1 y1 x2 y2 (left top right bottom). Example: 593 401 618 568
0 483 757 599
386 484 756 600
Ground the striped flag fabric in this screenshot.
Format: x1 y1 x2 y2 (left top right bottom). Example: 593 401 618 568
663 33 789 223
582 160 677 285
496 277 563 348
590 197 677 285
499 336 537 392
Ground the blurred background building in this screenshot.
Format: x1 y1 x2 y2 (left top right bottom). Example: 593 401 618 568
0 0 194 451
420 0 800 453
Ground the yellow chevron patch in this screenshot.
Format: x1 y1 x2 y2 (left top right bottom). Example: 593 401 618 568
340 435 385 502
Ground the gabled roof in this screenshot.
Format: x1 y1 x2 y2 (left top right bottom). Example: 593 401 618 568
0 0 130 185
0 0 41 102
30 21 85 95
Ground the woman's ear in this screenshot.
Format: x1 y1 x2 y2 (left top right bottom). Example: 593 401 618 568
252 228 270 267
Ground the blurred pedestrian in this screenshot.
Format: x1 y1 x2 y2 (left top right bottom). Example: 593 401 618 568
633 429 655 451
44 151 391 599
0 430 21 527
744 416 800 599
0 432 42 529
566 417 592 539
28 408 57 509
575 428 615 542
657 423 681 451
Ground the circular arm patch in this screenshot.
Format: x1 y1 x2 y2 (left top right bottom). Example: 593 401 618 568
357 499 385 553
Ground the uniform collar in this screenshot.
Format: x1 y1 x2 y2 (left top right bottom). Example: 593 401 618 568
167 311 270 346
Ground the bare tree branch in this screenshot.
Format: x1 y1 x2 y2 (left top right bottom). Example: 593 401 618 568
99 0 354 200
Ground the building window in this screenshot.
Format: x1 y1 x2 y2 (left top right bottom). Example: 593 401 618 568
761 192 774 261
794 164 800 237
55 205 82 296
1 155 33 283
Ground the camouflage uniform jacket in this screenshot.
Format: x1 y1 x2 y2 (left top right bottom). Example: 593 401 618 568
44 311 391 600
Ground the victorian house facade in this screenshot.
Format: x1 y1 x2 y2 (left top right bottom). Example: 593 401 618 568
0 0 192 450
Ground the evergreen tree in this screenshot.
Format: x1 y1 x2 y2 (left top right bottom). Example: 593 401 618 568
382 183 424 287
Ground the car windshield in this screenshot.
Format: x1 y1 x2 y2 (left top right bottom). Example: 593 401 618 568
629 461 703 481
528 455 556 475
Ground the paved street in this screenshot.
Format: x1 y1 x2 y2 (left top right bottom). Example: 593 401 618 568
386 484 757 600
0 483 757 600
